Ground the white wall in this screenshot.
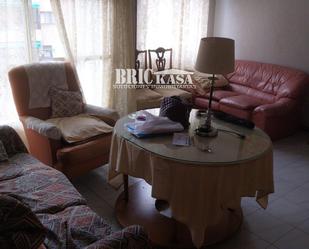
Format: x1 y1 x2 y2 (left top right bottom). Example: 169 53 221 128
213 0 309 74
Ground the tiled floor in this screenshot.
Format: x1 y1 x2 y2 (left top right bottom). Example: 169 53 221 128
72 131 309 249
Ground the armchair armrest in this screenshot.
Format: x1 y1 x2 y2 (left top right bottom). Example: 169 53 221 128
0 125 27 156
84 104 120 126
253 98 297 117
85 225 151 249
21 116 62 140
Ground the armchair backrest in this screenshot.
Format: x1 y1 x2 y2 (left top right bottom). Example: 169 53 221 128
9 62 81 120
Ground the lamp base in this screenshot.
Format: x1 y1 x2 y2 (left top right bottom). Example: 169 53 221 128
195 125 218 137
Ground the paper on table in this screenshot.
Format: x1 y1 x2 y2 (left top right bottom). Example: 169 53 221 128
172 132 190 146
126 110 184 138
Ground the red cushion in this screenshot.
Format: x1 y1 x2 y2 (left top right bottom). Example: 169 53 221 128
194 97 220 110
226 60 308 99
219 95 266 110
206 90 239 101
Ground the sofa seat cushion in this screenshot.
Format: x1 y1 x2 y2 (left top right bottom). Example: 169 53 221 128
220 95 267 110
206 90 239 101
194 97 220 110
136 88 163 110
0 153 86 214
153 88 192 100
57 133 112 165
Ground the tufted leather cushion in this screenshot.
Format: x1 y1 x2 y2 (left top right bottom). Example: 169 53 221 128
220 95 268 110
227 60 308 99
206 90 239 101
194 97 220 110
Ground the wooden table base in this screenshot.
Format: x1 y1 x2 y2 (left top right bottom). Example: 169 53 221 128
115 181 243 248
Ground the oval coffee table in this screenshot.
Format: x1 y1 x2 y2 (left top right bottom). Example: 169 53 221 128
109 109 273 248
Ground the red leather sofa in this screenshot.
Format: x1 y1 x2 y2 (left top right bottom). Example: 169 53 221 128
194 60 309 140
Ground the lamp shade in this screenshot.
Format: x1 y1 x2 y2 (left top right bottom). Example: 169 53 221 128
195 37 235 75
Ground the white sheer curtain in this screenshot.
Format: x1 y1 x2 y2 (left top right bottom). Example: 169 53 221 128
51 0 136 116
51 0 108 107
107 0 136 116
137 0 209 70
0 0 30 124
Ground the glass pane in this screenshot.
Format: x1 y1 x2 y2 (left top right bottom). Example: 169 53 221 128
0 0 29 123
31 0 65 61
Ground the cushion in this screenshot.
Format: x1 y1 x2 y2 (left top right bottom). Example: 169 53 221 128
192 72 229 89
194 97 220 110
206 90 239 101
136 88 163 110
0 195 46 249
0 141 9 161
57 133 112 165
153 88 192 100
50 87 83 118
47 114 113 143
219 95 266 110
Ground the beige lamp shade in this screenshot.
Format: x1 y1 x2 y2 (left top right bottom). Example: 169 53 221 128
195 37 235 75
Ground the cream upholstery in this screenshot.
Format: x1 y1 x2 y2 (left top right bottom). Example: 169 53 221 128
153 88 192 99
136 88 192 110
136 88 163 110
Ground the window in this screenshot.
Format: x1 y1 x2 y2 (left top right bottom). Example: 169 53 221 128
0 0 65 123
31 0 65 61
137 0 209 70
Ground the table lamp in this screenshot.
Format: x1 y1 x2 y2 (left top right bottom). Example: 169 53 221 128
195 37 235 137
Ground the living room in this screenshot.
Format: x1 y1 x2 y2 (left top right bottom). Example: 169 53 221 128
1 0 309 249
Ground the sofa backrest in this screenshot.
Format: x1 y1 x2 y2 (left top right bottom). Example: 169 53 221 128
226 60 309 101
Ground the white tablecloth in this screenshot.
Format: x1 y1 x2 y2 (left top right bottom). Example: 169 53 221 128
108 131 274 248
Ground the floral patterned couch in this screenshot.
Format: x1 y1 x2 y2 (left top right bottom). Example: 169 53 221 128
0 125 150 249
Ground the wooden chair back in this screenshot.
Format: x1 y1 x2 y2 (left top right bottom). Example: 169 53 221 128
148 47 173 71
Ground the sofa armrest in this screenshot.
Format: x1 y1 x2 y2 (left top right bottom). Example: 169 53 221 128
253 98 297 117
21 116 62 140
84 104 119 126
85 225 151 249
0 125 28 156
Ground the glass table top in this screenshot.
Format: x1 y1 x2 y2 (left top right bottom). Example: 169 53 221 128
114 109 272 165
